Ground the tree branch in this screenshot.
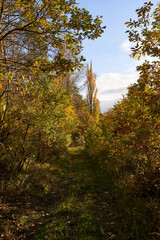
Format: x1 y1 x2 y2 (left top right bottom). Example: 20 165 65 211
0 4 46 42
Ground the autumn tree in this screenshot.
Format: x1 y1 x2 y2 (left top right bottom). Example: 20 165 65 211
0 0 105 175
125 1 160 115
125 1 160 59
86 62 100 120
125 1 160 167
85 1 160 171
93 88 100 122
0 0 105 75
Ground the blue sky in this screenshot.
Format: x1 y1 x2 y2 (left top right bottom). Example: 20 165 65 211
78 0 159 112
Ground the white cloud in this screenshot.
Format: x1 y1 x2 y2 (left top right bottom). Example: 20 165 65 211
100 99 120 113
121 40 132 52
97 72 138 108
81 71 139 112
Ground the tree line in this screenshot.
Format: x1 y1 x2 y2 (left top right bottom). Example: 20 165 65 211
0 0 102 176
0 0 159 196
85 1 160 196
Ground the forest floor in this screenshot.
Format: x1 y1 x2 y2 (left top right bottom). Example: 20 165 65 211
0 147 159 240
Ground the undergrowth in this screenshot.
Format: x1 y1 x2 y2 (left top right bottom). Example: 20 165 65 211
0 148 159 239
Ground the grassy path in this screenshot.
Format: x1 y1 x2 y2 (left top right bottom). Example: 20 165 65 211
1 147 159 239
31 147 117 240
1 147 116 240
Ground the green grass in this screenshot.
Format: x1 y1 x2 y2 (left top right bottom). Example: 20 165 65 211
1 147 159 239
33 147 116 240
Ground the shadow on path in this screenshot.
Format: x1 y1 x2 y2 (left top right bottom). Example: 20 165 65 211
0 147 116 240
31 147 117 240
